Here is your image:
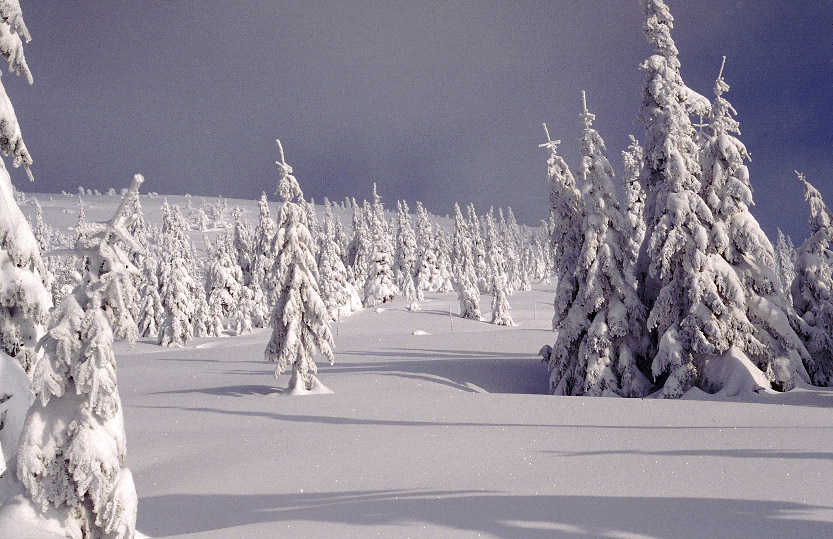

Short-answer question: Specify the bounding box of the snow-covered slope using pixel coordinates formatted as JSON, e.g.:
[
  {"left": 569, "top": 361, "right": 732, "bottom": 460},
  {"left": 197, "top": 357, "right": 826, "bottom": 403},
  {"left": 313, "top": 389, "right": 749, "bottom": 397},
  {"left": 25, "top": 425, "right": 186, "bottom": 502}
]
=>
[{"left": 5, "top": 192, "right": 833, "bottom": 538}]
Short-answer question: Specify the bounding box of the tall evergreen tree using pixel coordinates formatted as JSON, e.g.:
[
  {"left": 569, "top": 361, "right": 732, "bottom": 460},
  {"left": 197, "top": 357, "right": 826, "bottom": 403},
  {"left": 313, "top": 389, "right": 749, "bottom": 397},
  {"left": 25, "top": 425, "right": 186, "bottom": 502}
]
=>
[
  {"left": 774, "top": 228, "right": 797, "bottom": 293},
  {"left": 264, "top": 141, "right": 334, "bottom": 392},
  {"left": 158, "top": 203, "right": 199, "bottom": 347},
  {"left": 17, "top": 175, "right": 143, "bottom": 539},
  {"left": 698, "top": 60, "right": 812, "bottom": 390},
  {"left": 792, "top": 172, "right": 833, "bottom": 386}
]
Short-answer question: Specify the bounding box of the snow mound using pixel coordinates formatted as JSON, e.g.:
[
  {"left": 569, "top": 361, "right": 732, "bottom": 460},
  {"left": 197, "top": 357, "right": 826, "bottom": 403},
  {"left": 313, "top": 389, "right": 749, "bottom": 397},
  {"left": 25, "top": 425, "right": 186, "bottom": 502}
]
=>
[
  {"left": 695, "top": 347, "right": 773, "bottom": 397},
  {"left": 412, "top": 330, "right": 430, "bottom": 336},
  {"left": 0, "top": 352, "right": 33, "bottom": 477},
  {"left": 285, "top": 376, "right": 334, "bottom": 396}
]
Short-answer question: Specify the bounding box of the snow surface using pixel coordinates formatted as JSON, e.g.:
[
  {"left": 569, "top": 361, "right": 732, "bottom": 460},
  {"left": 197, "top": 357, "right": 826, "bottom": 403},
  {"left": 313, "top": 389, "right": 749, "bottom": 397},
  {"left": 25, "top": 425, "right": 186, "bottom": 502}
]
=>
[{"left": 6, "top": 193, "right": 833, "bottom": 538}]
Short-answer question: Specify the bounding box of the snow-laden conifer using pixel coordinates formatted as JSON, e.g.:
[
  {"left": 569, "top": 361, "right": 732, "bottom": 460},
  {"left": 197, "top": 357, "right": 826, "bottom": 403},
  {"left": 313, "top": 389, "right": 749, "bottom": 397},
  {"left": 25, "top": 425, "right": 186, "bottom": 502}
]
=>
[
  {"left": 346, "top": 198, "right": 372, "bottom": 287},
  {"left": 490, "top": 273, "right": 515, "bottom": 326},
  {"left": 699, "top": 60, "right": 812, "bottom": 390},
  {"left": 16, "top": 175, "right": 143, "bottom": 539},
  {"left": 393, "top": 200, "right": 418, "bottom": 297},
  {"left": 622, "top": 135, "right": 645, "bottom": 284},
  {"left": 434, "top": 225, "right": 455, "bottom": 293},
  {"left": 157, "top": 203, "right": 199, "bottom": 347},
  {"left": 547, "top": 95, "right": 649, "bottom": 397},
  {"left": 264, "top": 141, "right": 334, "bottom": 393},
  {"left": 452, "top": 204, "right": 481, "bottom": 319},
  {"left": 792, "top": 172, "right": 833, "bottom": 386},
  {"left": 136, "top": 256, "right": 162, "bottom": 338},
  {"left": 363, "top": 224, "right": 399, "bottom": 307},
  {"left": 318, "top": 200, "right": 361, "bottom": 318},
  {"left": 635, "top": 0, "right": 728, "bottom": 398}
]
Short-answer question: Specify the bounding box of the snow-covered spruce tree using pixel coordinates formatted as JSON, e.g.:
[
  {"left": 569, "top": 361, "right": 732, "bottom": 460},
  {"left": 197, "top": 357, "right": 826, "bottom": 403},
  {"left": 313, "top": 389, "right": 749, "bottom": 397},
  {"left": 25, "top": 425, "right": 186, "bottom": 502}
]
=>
[
  {"left": 16, "top": 175, "right": 143, "bottom": 538},
  {"left": 791, "top": 172, "right": 833, "bottom": 386},
  {"left": 484, "top": 209, "right": 506, "bottom": 294},
  {"left": 434, "top": 225, "right": 455, "bottom": 293},
  {"left": 452, "top": 203, "right": 481, "bottom": 319},
  {"left": 622, "top": 135, "right": 645, "bottom": 284},
  {"left": 393, "top": 200, "right": 418, "bottom": 297},
  {"left": 490, "top": 273, "right": 515, "bottom": 326},
  {"left": 414, "top": 201, "right": 438, "bottom": 293},
  {"left": 635, "top": 0, "right": 771, "bottom": 398},
  {"left": 232, "top": 286, "right": 254, "bottom": 335},
  {"left": 699, "top": 61, "right": 812, "bottom": 390},
  {"left": 774, "top": 228, "right": 797, "bottom": 294},
  {"left": 346, "top": 198, "right": 372, "bottom": 287},
  {"left": 466, "top": 203, "right": 489, "bottom": 293},
  {"left": 363, "top": 219, "right": 399, "bottom": 307},
  {"left": 157, "top": 203, "right": 199, "bottom": 347},
  {"left": 318, "top": 200, "right": 361, "bottom": 318},
  {"left": 205, "top": 232, "right": 243, "bottom": 320},
  {"left": 539, "top": 124, "right": 584, "bottom": 363},
  {"left": 231, "top": 206, "right": 253, "bottom": 286},
  {"left": 546, "top": 96, "right": 649, "bottom": 397},
  {"left": 264, "top": 140, "right": 334, "bottom": 393},
  {"left": 136, "top": 256, "right": 162, "bottom": 338}
]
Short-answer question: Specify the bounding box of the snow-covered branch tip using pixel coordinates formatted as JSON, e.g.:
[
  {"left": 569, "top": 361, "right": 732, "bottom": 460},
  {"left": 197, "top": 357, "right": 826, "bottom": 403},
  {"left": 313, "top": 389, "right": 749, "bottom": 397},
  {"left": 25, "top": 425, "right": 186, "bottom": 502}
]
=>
[{"left": 538, "top": 123, "right": 560, "bottom": 151}]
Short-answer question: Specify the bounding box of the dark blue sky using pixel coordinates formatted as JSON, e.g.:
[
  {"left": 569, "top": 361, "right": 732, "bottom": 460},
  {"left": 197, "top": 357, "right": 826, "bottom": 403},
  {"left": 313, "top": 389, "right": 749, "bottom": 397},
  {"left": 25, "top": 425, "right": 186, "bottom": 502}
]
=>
[{"left": 9, "top": 1, "right": 833, "bottom": 242}]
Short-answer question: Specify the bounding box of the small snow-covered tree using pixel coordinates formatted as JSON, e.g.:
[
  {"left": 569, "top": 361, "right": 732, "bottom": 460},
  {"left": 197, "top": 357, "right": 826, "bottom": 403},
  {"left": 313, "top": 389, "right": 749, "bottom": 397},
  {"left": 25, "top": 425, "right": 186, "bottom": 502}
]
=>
[
  {"left": 393, "top": 200, "right": 418, "bottom": 297},
  {"left": 232, "top": 285, "right": 254, "bottom": 335},
  {"left": 434, "top": 225, "right": 454, "bottom": 293},
  {"left": 792, "top": 172, "right": 833, "bottom": 386},
  {"left": 231, "top": 205, "right": 254, "bottom": 286},
  {"left": 414, "top": 201, "right": 439, "bottom": 293},
  {"left": 318, "top": 200, "right": 361, "bottom": 318},
  {"left": 264, "top": 140, "right": 334, "bottom": 392},
  {"left": 490, "top": 273, "right": 515, "bottom": 326},
  {"left": 452, "top": 203, "right": 481, "bottom": 319},
  {"left": 17, "top": 175, "right": 143, "bottom": 539},
  {"left": 158, "top": 203, "right": 199, "bottom": 347},
  {"left": 136, "top": 256, "right": 162, "bottom": 338},
  {"left": 346, "top": 198, "right": 372, "bottom": 287},
  {"left": 363, "top": 225, "right": 399, "bottom": 307}
]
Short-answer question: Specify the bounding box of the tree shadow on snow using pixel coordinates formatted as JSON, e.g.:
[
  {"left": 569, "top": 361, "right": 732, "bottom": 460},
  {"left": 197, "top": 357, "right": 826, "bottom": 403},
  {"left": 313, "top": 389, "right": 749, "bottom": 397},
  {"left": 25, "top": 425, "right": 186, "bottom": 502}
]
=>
[
  {"left": 150, "top": 384, "right": 283, "bottom": 397},
  {"left": 138, "top": 489, "right": 833, "bottom": 538},
  {"left": 333, "top": 348, "right": 548, "bottom": 394},
  {"left": 545, "top": 448, "right": 833, "bottom": 461}
]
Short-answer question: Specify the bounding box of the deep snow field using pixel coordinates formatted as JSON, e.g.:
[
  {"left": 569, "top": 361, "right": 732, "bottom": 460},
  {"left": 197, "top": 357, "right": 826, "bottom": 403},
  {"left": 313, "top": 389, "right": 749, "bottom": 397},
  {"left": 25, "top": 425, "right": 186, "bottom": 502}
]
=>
[{"left": 8, "top": 192, "right": 833, "bottom": 538}]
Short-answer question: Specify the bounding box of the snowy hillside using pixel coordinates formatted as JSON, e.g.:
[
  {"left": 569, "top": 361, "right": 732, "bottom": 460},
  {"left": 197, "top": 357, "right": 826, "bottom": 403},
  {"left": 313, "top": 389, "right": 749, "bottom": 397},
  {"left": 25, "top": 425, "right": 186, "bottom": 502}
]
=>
[{"left": 1, "top": 192, "right": 832, "bottom": 538}]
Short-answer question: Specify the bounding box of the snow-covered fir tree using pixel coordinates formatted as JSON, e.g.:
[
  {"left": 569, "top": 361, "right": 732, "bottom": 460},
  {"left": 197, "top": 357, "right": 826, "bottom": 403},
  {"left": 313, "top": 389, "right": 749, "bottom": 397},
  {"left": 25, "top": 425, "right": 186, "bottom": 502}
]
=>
[
  {"left": 232, "top": 286, "right": 254, "bottom": 335},
  {"left": 546, "top": 95, "right": 649, "bottom": 397},
  {"left": 490, "top": 273, "right": 515, "bottom": 327},
  {"left": 434, "top": 225, "right": 455, "bottom": 293},
  {"left": 231, "top": 205, "right": 253, "bottom": 286},
  {"left": 414, "top": 201, "right": 439, "bottom": 293},
  {"left": 136, "top": 256, "right": 162, "bottom": 338},
  {"left": 363, "top": 220, "right": 399, "bottom": 307},
  {"left": 346, "top": 198, "right": 372, "bottom": 287},
  {"left": 791, "top": 172, "right": 833, "bottom": 386},
  {"left": 16, "top": 175, "right": 143, "bottom": 539},
  {"left": 205, "top": 232, "right": 243, "bottom": 322},
  {"left": 157, "top": 203, "right": 199, "bottom": 347},
  {"left": 264, "top": 140, "right": 334, "bottom": 393},
  {"left": 466, "top": 203, "right": 489, "bottom": 293},
  {"left": 318, "top": 200, "right": 362, "bottom": 318},
  {"left": 452, "top": 203, "right": 481, "bottom": 320},
  {"left": 393, "top": 200, "right": 418, "bottom": 297},
  {"left": 698, "top": 60, "right": 812, "bottom": 391},
  {"left": 634, "top": 0, "right": 729, "bottom": 398}
]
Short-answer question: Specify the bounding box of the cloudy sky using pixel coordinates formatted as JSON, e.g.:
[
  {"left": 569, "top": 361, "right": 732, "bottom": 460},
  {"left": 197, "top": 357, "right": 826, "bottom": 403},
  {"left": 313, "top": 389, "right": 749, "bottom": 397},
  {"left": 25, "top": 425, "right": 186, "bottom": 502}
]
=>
[{"left": 9, "top": 1, "right": 832, "bottom": 241}]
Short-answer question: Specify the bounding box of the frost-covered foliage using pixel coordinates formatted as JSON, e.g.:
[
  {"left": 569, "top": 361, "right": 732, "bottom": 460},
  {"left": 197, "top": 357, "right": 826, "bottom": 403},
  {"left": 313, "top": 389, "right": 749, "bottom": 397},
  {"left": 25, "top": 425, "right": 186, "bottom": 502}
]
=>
[
  {"left": 792, "top": 173, "right": 833, "bottom": 386},
  {"left": 393, "top": 200, "right": 418, "bottom": 297},
  {"left": 774, "top": 228, "right": 797, "bottom": 293},
  {"left": 490, "top": 274, "right": 514, "bottom": 327},
  {"left": 264, "top": 141, "right": 334, "bottom": 392},
  {"left": 205, "top": 232, "right": 243, "bottom": 321},
  {"left": 433, "top": 225, "right": 454, "bottom": 293},
  {"left": 346, "top": 198, "right": 372, "bottom": 287},
  {"left": 699, "top": 63, "right": 811, "bottom": 391},
  {"left": 546, "top": 95, "right": 649, "bottom": 397},
  {"left": 16, "top": 175, "right": 143, "bottom": 539},
  {"left": 362, "top": 187, "right": 399, "bottom": 307},
  {"left": 318, "top": 200, "right": 361, "bottom": 319},
  {"left": 0, "top": 0, "right": 33, "bottom": 182},
  {"left": 622, "top": 135, "right": 645, "bottom": 283},
  {"left": 452, "top": 203, "right": 481, "bottom": 320},
  {"left": 231, "top": 206, "right": 253, "bottom": 286},
  {"left": 0, "top": 350, "right": 30, "bottom": 477},
  {"left": 158, "top": 202, "right": 199, "bottom": 347},
  {"left": 136, "top": 256, "right": 162, "bottom": 338},
  {"left": 0, "top": 161, "right": 50, "bottom": 374},
  {"left": 635, "top": 0, "right": 722, "bottom": 398},
  {"left": 466, "top": 204, "right": 489, "bottom": 293}
]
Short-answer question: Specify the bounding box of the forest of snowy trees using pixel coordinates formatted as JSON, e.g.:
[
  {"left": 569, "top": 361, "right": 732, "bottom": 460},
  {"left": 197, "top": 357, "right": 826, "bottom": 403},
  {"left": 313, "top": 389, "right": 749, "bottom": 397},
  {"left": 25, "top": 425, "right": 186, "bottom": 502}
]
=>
[{"left": 0, "top": 0, "right": 830, "bottom": 536}]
